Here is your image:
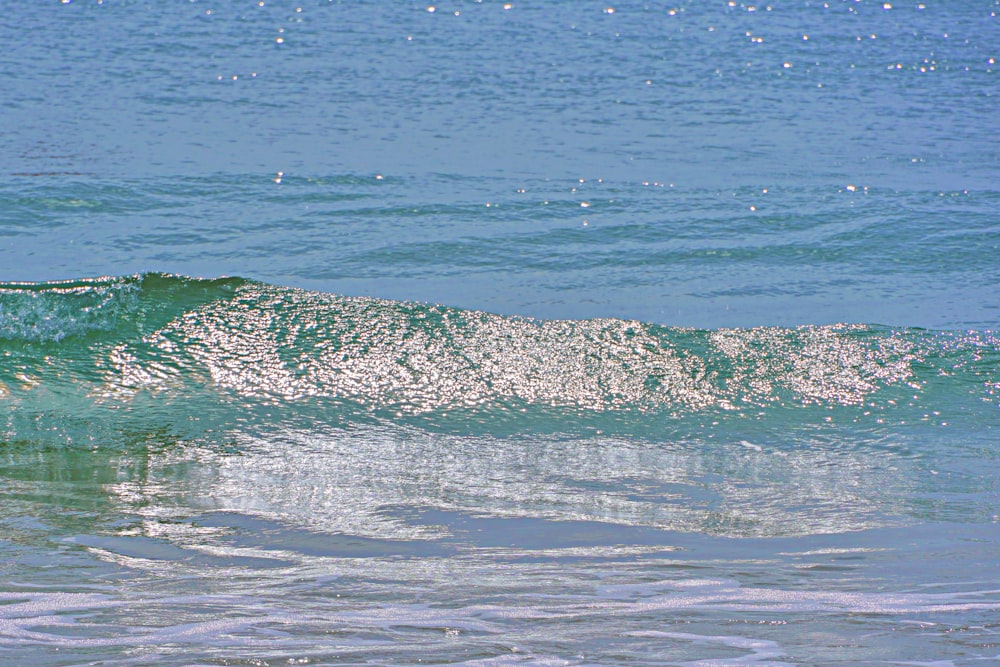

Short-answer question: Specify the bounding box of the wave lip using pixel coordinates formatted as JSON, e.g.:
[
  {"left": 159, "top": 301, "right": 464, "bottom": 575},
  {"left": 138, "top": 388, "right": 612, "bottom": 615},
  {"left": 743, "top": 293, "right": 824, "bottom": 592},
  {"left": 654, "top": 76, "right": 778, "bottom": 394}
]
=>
[
  {"left": 0, "top": 275, "right": 143, "bottom": 343},
  {"left": 0, "top": 273, "right": 248, "bottom": 343}
]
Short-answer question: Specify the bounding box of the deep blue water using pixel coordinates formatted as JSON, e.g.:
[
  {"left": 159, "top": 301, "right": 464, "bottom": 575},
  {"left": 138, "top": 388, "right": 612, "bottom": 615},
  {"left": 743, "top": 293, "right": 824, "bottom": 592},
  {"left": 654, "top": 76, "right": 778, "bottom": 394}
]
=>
[{"left": 1, "top": 2, "right": 999, "bottom": 665}]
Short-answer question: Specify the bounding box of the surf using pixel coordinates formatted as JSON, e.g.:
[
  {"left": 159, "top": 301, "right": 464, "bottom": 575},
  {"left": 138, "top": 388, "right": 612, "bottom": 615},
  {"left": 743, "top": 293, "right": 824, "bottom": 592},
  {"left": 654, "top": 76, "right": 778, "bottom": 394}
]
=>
[{"left": 2, "top": 273, "right": 996, "bottom": 444}]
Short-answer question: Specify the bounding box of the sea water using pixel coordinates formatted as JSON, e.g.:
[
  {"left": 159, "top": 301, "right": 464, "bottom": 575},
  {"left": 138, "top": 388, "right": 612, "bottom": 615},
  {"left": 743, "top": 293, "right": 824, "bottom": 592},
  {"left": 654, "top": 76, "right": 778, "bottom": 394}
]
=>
[{"left": 1, "top": 2, "right": 998, "bottom": 665}]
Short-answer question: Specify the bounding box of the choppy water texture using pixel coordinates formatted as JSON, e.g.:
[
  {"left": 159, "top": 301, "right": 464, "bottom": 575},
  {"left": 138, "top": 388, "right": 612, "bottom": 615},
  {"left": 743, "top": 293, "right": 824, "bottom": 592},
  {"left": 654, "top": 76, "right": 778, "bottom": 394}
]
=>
[{"left": 1, "top": 1, "right": 999, "bottom": 665}]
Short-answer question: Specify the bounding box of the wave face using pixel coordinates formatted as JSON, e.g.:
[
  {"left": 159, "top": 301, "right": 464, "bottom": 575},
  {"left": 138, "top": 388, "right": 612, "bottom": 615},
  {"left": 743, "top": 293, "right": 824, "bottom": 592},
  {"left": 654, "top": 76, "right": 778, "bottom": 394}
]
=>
[{"left": 2, "top": 273, "right": 997, "bottom": 442}]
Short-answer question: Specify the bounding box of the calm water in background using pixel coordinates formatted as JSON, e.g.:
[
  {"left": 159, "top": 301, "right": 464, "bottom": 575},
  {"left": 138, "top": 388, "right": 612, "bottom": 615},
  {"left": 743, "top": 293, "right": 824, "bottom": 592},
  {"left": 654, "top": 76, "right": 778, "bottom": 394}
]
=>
[{"left": 1, "top": 1, "right": 999, "bottom": 665}]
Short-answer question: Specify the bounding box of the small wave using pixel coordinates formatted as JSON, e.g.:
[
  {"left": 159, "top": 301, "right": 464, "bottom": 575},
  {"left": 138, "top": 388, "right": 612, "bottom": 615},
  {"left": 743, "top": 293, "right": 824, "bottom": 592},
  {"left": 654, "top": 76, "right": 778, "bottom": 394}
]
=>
[{"left": 0, "top": 274, "right": 996, "bottom": 442}]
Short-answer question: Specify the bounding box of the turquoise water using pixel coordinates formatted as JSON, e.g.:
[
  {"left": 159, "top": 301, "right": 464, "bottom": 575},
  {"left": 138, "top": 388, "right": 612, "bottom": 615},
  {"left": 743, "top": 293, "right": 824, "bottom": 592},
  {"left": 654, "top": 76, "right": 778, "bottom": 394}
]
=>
[{"left": 2, "top": 2, "right": 999, "bottom": 665}]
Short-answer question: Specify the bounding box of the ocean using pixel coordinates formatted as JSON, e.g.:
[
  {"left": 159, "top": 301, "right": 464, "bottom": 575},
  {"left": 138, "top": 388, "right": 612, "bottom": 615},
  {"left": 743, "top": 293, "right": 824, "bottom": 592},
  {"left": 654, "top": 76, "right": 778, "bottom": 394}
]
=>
[{"left": 1, "top": 1, "right": 998, "bottom": 665}]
